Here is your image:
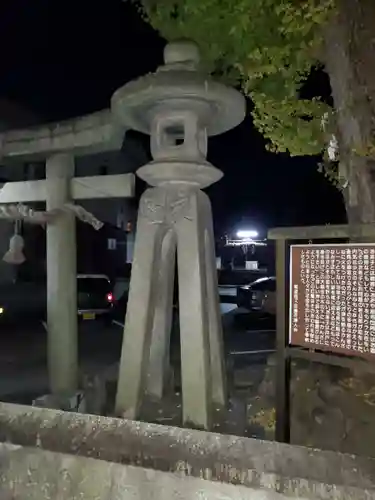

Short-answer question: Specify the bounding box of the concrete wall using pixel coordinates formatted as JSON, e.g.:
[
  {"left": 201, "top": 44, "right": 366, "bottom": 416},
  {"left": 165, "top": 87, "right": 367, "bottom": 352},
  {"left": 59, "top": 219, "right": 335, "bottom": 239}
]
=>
[
  {"left": 0, "top": 403, "right": 374, "bottom": 499},
  {"left": 0, "top": 443, "right": 305, "bottom": 500}
]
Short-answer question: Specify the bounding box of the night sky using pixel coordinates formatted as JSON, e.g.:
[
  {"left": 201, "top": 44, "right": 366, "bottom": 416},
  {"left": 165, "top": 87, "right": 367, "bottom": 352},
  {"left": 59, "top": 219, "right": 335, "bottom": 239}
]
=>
[{"left": 0, "top": 0, "right": 346, "bottom": 236}]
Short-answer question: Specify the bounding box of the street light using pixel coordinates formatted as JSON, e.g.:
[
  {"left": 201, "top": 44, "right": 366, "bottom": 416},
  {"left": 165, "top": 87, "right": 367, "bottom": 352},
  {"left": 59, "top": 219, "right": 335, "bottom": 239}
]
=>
[{"left": 236, "top": 229, "right": 258, "bottom": 239}]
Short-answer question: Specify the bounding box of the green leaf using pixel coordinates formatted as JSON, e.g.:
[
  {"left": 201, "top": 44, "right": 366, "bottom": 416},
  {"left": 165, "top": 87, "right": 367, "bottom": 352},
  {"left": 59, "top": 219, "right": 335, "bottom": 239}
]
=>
[{"left": 139, "top": 0, "right": 336, "bottom": 157}]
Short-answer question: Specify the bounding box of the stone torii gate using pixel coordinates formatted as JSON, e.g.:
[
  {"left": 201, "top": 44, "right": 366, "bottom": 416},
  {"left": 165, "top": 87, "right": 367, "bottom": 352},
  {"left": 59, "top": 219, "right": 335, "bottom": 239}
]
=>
[
  {"left": 0, "top": 110, "right": 134, "bottom": 394},
  {"left": 113, "top": 41, "right": 245, "bottom": 429}
]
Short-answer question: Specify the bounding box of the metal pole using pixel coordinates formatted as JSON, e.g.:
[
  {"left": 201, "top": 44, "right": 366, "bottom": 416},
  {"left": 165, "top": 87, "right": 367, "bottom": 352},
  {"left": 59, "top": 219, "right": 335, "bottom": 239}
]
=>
[{"left": 275, "top": 239, "right": 291, "bottom": 443}]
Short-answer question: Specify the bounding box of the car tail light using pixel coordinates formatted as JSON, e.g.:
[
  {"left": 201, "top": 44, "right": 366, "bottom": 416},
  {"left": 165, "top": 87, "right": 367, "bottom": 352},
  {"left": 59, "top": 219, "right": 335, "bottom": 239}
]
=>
[{"left": 106, "top": 292, "right": 114, "bottom": 303}]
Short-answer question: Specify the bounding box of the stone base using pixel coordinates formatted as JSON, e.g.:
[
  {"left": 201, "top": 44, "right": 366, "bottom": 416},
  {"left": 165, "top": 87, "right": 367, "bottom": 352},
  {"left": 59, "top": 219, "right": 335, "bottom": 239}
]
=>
[
  {"left": 32, "top": 391, "right": 86, "bottom": 413},
  {"left": 137, "top": 393, "right": 246, "bottom": 435}
]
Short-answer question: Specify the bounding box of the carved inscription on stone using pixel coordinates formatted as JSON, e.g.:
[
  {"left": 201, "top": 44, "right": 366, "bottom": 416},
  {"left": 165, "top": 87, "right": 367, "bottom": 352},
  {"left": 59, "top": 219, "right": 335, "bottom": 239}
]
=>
[{"left": 140, "top": 187, "right": 194, "bottom": 226}]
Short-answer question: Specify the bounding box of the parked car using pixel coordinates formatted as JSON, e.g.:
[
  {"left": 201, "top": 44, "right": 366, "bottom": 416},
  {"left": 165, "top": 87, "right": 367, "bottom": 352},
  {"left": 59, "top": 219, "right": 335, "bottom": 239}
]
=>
[
  {"left": 0, "top": 274, "right": 114, "bottom": 323},
  {"left": 112, "top": 276, "right": 179, "bottom": 324},
  {"left": 236, "top": 276, "right": 276, "bottom": 315},
  {"left": 77, "top": 274, "right": 114, "bottom": 322}
]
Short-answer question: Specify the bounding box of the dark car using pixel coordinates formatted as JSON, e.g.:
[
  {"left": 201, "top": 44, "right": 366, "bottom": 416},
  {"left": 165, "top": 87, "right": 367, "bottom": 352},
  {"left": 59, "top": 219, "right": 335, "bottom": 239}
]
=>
[
  {"left": 0, "top": 274, "right": 114, "bottom": 324},
  {"left": 77, "top": 274, "right": 114, "bottom": 321},
  {"left": 236, "top": 276, "right": 276, "bottom": 315}
]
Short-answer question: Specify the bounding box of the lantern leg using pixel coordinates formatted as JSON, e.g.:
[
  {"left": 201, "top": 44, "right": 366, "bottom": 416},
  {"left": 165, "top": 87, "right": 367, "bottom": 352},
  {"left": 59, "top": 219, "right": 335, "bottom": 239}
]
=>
[
  {"left": 115, "top": 190, "right": 165, "bottom": 419},
  {"left": 202, "top": 194, "right": 227, "bottom": 407},
  {"left": 146, "top": 229, "right": 176, "bottom": 399},
  {"left": 176, "top": 189, "right": 224, "bottom": 429}
]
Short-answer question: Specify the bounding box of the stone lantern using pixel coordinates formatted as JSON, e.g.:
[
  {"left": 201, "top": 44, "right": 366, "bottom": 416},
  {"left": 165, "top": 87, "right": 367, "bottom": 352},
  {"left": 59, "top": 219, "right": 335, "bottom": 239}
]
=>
[{"left": 113, "top": 41, "right": 245, "bottom": 429}]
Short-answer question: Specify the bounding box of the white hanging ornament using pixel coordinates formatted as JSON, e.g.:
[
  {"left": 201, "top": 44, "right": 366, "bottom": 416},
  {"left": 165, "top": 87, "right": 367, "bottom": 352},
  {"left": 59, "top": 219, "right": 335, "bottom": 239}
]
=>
[{"left": 3, "top": 220, "right": 26, "bottom": 265}]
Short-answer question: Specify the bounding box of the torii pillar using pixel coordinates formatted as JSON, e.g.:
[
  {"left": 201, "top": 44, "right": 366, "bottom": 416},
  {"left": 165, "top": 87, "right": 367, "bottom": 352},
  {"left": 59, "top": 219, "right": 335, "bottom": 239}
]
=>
[
  {"left": 46, "top": 153, "right": 78, "bottom": 392},
  {"left": 113, "top": 41, "right": 245, "bottom": 429}
]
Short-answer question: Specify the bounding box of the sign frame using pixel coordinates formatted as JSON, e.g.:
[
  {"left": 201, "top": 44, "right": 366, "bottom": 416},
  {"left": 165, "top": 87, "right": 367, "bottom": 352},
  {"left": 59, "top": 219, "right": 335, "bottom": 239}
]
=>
[{"left": 268, "top": 224, "right": 375, "bottom": 445}]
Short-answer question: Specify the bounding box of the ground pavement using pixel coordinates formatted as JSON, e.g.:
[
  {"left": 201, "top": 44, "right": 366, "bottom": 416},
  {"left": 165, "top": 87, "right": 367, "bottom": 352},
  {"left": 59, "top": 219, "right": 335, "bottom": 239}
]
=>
[{"left": 0, "top": 298, "right": 276, "bottom": 434}]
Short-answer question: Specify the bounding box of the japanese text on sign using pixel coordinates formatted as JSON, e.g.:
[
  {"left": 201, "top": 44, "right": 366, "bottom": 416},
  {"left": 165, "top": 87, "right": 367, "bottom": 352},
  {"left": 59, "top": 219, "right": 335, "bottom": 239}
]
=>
[{"left": 290, "top": 245, "right": 375, "bottom": 358}]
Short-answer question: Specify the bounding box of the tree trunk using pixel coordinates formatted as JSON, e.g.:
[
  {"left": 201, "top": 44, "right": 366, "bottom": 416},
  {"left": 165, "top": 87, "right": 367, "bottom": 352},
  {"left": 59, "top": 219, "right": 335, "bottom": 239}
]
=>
[{"left": 323, "top": 0, "right": 375, "bottom": 238}]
